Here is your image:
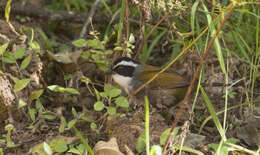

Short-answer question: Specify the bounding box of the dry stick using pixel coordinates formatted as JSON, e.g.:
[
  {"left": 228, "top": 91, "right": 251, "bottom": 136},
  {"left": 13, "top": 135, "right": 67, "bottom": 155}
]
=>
[
  {"left": 162, "top": 5, "right": 236, "bottom": 153},
  {"left": 113, "top": 0, "right": 129, "bottom": 60},
  {"left": 79, "top": 0, "right": 100, "bottom": 38},
  {"left": 134, "top": 12, "right": 170, "bottom": 59},
  {"left": 124, "top": 0, "right": 130, "bottom": 43}
]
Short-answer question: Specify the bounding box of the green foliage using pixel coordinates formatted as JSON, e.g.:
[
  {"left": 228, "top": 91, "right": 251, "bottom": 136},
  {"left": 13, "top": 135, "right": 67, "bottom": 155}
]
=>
[
  {"left": 136, "top": 132, "right": 145, "bottom": 153},
  {"left": 30, "top": 89, "right": 44, "bottom": 100},
  {"left": 54, "top": 140, "right": 68, "bottom": 153},
  {"left": 19, "top": 54, "right": 32, "bottom": 71},
  {"left": 68, "top": 143, "right": 85, "bottom": 154},
  {"left": 114, "top": 33, "right": 136, "bottom": 55},
  {"left": 13, "top": 78, "right": 31, "bottom": 92},
  {"left": 14, "top": 46, "right": 26, "bottom": 59},
  {"left": 5, "top": 0, "right": 12, "bottom": 22},
  {"left": 160, "top": 127, "right": 180, "bottom": 146},
  {"left": 200, "top": 87, "right": 227, "bottom": 141},
  {"left": 0, "top": 124, "right": 17, "bottom": 148},
  {"left": 18, "top": 99, "right": 27, "bottom": 109},
  {"left": 94, "top": 101, "right": 104, "bottom": 111},
  {"left": 43, "top": 142, "right": 53, "bottom": 155},
  {"left": 73, "top": 38, "right": 112, "bottom": 71},
  {"left": 0, "top": 43, "right": 8, "bottom": 56},
  {"left": 47, "top": 85, "right": 80, "bottom": 95},
  {"left": 0, "top": 148, "right": 3, "bottom": 155},
  {"left": 73, "top": 126, "right": 94, "bottom": 155},
  {"left": 209, "top": 138, "right": 240, "bottom": 155},
  {"left": 150, "top": 145, "right": 162, "bottom": 155},
  {"left": 94, "top": 83, "right": 129, "bottom": 118}
]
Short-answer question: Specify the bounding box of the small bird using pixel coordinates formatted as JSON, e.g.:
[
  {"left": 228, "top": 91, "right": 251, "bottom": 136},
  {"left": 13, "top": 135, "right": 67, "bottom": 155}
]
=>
[{"left": 105, "top": 57, "right": 189, "bottom": 108}]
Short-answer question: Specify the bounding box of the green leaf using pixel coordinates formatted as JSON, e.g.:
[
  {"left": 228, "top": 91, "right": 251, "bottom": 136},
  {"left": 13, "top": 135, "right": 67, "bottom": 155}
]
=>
[
  {"left": 107, "top": 107, "right": 116, "bottom": 115},
  {"left": 104, "top": 50, "right": 113, "bottom": 54},
  {"left": 226, "top": 137, "right": 239, "bottom": 144},
  {"left": 86, "top": 39, "right": 104, "bottom": 50},
  {"left": 104, "top": 83, "right": 114, "bottom": 92},
  {"left": 29, "top": 41, "right": 40, "bottom": 50},
  {"left": 20, "top": 54, "right": 32, "bottom": 71},
  {"left": 18, "top": 99, "right": 27, "bottom": 109},
  {"left": 7, "top": 141, "right": 16, "bottom": 148},
  {"left": 160, "top": 127, "right": 180, "bottom": 145},
  {"left": 68, "top": 148, "right": 82, "bottom": 154},
  {"left": 59, "top": 116, "right": 66, "bottom": 133},
  {"left": 108, "top": 88, "right": 121, "bottom": 98},
  {"left": 64, "top": 88, "right": 80, "bottom": 95},
  {"left": 0, "top": 148, "right": 3, "bottom": 155},
  {"left": 13, "top": 78, "right": 31, "bottom": 92},
  {"left": 47, "top": 85, "right": 79, "bottom": 95},
  {"left": 94, "top": 101, "right": 104, "bottom": 111},
  {"left": 43, "top": 142, "right": 52, "bottom": 155},
  {"left": 72, "top": 107, "right": 77, "bottom": 117},
  {"left": 128, "top": 33, "right": 135, "bottom": 44},
  {"left": 150, "top": 145, "right": 162, "bottom": 155},
  {"left": 5, "top": 0, "right": 12, "bottom": 22},
  {"left": 136, "top": 132, "right": 145, "bottom": 153},
  {"left": 35, "top": 100, "right": 43, "bottom": 112},
  {"left": 0, "top": 43, "right": 8, "bottom": 56},
  {"left": 115, "top": 96, "right": 129, "bottom": 108},
  {"left": 72, "top": 39, "right": 87, "bottom": 47},
  {"left": 14, "top": 47, "right": 26, "bottom": 59},
  {"left": 80, "top": 116, "right": 94, "bottom": 122},
  {"left": 200, "top": 87, "right": 227, "bottom": 141},
  {"left": 2, "top": 56, "right": 16, "bottom": 63},
  {"left": 30, "top": 89, "right": 44, "bottom": 100},
  {"left": 5, "top": 124, "right": 14, "bottom": 131},
  {"left": 67, "top": 119, "right": 76, "bottom": 129},
  {"left": 43, "top": 114, "right": 56, "bottom": 120},
  {"left": 28, "top": 108, "right": 36, "bottom": 122},
  {"left": 99, "top": 92, "right": 108, "bottom": 97},
  {"left": 54, "top": 140, "right": 68, "bottom": 153},
  {"left": 48, "top": 85, "right": 66, "bottom": 93},
  {"left": 114, "top": 46, "right": 123, "bottom": 51},
  {"left": 11, "top": 76, "right": 19, "bottom": 83},
  {"left": 81, "top": 76, "right": 91, "bottom": 85},
  {"left": 90, "top": 122, "right": 97, "bottom": 130}
]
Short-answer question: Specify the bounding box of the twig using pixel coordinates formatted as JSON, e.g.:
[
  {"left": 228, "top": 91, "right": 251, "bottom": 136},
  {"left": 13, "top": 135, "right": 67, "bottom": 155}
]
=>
[
  {"left": 162, "top": 4, "right": 236, "bottom": 153},
  {"left": 0, "top": 33, "right": 10, "bottom": 42},
  {"left": 79, "top": 0, "right": 100, "bottom": 38}
]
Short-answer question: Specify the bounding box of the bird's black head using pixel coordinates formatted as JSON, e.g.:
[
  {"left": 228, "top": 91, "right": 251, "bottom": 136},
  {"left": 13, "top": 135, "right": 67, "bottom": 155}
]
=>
[{"left": 109, "top": 57, "right": 140, "bottom": 77}]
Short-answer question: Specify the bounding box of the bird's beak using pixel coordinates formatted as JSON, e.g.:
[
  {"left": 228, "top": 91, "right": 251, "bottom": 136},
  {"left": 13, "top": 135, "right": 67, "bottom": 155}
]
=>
[{"left": 105, "top": 69, "right": 113, "bottom": 75}]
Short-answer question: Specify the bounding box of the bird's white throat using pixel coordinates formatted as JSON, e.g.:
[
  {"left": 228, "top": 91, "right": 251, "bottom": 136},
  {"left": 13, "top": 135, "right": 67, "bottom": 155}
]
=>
[{"left": 112, "top": 74, "right": 132, "bottom": 94}]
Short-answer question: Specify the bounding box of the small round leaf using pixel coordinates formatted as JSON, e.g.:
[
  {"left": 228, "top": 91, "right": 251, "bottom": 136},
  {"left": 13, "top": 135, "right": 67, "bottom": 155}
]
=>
[
  {"left": 107, "top": 107, "right": 116, "bottom": 115},
  {"left": 115, "top": 96, "right": 129, "bottom": 108},
  {"left": 94, "top": 101, "right": 104, "bottom": 111}
]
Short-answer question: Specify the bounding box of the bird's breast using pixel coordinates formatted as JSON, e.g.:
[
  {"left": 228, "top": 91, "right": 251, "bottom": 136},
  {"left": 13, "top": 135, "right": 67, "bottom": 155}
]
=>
[{"left": 112, "top": 74, "right": 132, "bottom": 94}]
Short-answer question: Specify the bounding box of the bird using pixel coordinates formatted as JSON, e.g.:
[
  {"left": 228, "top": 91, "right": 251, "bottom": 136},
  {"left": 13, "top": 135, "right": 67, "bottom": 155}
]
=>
[{"left": 105, "top": 57, "right": 190, "bottom": 108}]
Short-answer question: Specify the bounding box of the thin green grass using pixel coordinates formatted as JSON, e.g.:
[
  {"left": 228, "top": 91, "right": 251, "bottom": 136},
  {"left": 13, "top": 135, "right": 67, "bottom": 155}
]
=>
[
  {"left": 140, "top": 29, "right": 167, "bottom": 63},
  {"left": 73, "top": 126, "right": 94, "bottom": 155},
  {"left": 144, "top": 96, "right": 150, "bottom": 155},
  {"left": 200, "top": 87, "right": 227, "bottom": 141}
]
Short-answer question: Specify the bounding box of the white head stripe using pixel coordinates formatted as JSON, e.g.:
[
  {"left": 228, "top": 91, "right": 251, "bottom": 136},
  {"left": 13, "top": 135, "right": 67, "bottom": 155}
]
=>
[{"left": 113, "top": 60, "right": 138, "bottom": 69}]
